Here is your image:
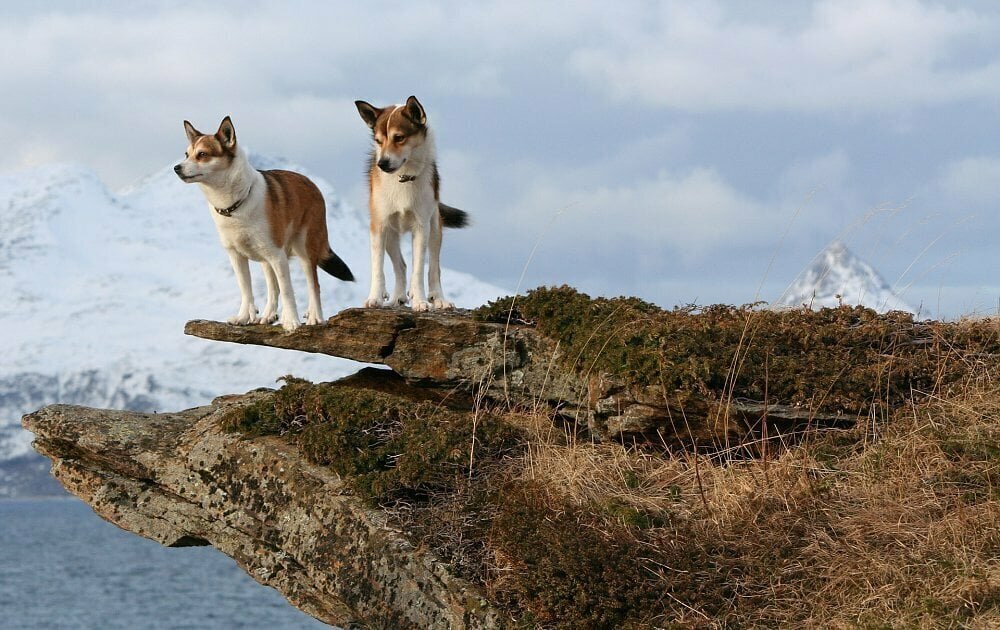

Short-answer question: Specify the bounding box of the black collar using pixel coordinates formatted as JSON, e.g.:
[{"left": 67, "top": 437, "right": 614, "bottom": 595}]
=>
[
  {"left": 214, "top": 183, "right": 253, "bottom": 217},
  {"left": 398, "top": 174, "right": 416, "bottom": 183}
]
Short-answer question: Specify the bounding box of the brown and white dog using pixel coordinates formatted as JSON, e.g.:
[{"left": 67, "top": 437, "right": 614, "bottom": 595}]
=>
[
  {"left": 174, "top": 116, "right": 353, "bottom": 331},
  {"left": 355, "top": 96, "right": 468, "bottom": 311}
]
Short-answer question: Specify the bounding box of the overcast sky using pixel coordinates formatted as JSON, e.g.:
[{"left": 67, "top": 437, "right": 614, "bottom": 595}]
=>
[{"left": 2, "top": 1, "right": 999, "bottom": 317}]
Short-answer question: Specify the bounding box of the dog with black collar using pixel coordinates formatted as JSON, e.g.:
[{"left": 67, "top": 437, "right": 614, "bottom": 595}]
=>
[{"left": 174, "top": 116, "right": 353, "bottom": 331}]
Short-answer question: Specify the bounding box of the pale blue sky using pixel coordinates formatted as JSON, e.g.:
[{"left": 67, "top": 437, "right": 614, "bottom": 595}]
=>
[{"left": 2, "top": 1, "right": 998, "bottom": 317}]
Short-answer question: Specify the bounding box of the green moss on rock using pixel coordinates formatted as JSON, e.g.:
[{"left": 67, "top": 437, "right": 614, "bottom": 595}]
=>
[
  {"left": 221, "top": 376, "right": 524, "bottom": 504},
  {"left": 476, "top": 285, "right": 1000, "bottom": 414}
]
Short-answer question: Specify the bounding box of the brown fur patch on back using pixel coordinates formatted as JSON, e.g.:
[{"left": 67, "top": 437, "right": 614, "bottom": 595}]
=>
[{"left": 260, "top": 170, "right": 330, "bottom": 264}]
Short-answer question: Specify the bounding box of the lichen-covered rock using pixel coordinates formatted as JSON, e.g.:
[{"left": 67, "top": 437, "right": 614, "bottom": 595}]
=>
[{"left": 22, "top": 396, "right": 501, "bottom": 629}]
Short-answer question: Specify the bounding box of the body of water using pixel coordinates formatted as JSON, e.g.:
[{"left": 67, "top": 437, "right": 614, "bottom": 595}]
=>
[{"left": 0, "top": 499, "right": 330, "bottom": 629}]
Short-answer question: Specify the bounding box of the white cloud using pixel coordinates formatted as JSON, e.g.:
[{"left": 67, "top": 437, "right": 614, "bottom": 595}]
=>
[
  {"left": 570, "top": 0, "right": 1000, "bottom": 112},
  {"left": 505, "top": 167, "right": 778, "bottom": 260},
  {"left": 778, "top": 149, "right": 851, "bottom": 197},
  {"left": 938, "top": 156, "right": 1000, "bottom": 206}
]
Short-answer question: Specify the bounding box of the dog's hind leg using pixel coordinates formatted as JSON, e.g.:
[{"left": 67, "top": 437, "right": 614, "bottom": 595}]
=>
[
  {"left": 426, "top": 213, "right": 454, "bottom": 310},
  {"left": 226, "top": 250, "right": 258, "bottom": 325},
  {"left": 258, "top": 262, "right": 279, "bottom": 324},
  {"left": 365, "top": 224, "right": 388, "bottom": 308},
  {"left": 299, "top": 257, "right": 323, "bottom": 325},
  {"left": 385, "top": 229, "right": 408, "bottom": 306}
]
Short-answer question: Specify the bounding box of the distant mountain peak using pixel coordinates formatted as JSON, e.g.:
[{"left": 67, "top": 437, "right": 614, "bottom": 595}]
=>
[{"left": 777, "top": 240, "right": 914, "bottom": 314}]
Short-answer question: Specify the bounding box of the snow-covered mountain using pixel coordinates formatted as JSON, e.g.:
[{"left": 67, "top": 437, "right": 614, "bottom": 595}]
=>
[
  {"left": 776, "top": 240, "right": 914, "bottom": 313},
  {"left": 0, "top": 157, "right": 506, "bottom": 496}
]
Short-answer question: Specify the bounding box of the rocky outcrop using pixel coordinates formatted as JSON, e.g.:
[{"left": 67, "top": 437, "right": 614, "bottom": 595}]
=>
[
  {"left": 185, "top": 308, "right": 845, "bottom": 442},
  {"left": 23, "top": 386, "right": 499, "bottom": 629},
  {"left": 24, "top": 306, "right": 859, "bottom": 627}
]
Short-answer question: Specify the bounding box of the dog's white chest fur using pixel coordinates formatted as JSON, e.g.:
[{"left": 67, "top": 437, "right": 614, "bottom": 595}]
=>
[
  {"left": 203, "top": 179, "right": 275, "bottom": 262},
  {"left": 372, "top": 173, "right": 436, "bottom": 231}
]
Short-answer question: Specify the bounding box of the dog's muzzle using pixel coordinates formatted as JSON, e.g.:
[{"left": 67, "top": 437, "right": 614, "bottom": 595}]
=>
[
  {"left": 377, "top": 157, "right": 407, "bottom": 174},
  {"left": 174, "top": 164, "right": 198, "bottom": 182}
]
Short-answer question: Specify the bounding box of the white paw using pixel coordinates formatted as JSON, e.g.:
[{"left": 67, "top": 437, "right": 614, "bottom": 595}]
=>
[
  {"left": 412, "top": 299, "right": 430, "bottom": 312},
  {"left": 280, "top": 316, "right": 300, "bottom": 332},
  {"left": 389, "top": 292, "right": 408, "bottom": 306},
  {"left": 429, "top": 296, "right": 455, "bottom": 310},
  {"left": 257, "top": 310, "right": 278, "bottom": 324},
  {"left": 363, "top": 296, "right": 385, "bottom": 308},
  {"left": 227, "top": 310, "right": 257, "bottom": 325},
  {"left": 304, "top": 311, "right": 323, "bottom": 325}
]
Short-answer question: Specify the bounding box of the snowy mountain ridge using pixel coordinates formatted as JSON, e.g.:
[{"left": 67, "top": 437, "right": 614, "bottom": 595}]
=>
[
  {"left": 0, "top": 158, "right": 506, "bottom": 493},
  {"left": 776, "top": 240, "right": 915, "bottom": 314}
]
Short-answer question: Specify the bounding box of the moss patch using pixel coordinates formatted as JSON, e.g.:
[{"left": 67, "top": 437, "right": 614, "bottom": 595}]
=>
[
  {"left": 220, "top": 376, "right": 523, "bottom": 504},
  {"left": 476, "top": 285, "right": 1000, "bottom": 415}
]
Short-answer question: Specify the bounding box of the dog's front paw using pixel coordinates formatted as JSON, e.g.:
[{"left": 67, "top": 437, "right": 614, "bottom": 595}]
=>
[
  {"left": 364, "top": 293, "right": 388, "bottom": 308},
  {"left": 411, "top": 299, "right": 431, "bottom": 312},
  {"left": 304, "top": 311, "right": 323, "bottom": 325},
  {"left": 389, "top": 292, "right": 408, "bottom": 307},
  {"left": 429, "top": 296, "right": 455, "bottom": 310},
  {"left": 257, "top": 310, "right": 278, "bottom": 324},
  {"left": 280, "top": 316, "right": 300, "bottom": 332}
]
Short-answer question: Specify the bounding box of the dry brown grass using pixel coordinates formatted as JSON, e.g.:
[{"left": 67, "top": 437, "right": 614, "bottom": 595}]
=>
[{"left": 506, "top": 364, "right": 1000, "bottom": 626}]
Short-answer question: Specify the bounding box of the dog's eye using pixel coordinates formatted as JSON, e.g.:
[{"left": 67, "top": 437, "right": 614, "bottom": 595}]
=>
[
  {"left": 374, "top": 137, "right": 384, "bottom": 145},
  {"left": 196, "top": 151, "right": 207, "bottom": 159},
  {"left": 393, "top": 135, "right": 405, "bottom": 144}
]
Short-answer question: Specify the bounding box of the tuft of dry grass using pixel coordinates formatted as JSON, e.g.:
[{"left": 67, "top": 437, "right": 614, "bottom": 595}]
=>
[{"left": 508, "top": 368, "right": 1000, "bottom": 626}]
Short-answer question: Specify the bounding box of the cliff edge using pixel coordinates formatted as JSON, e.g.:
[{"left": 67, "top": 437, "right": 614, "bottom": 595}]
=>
[
  {"left": 22, "top": 288, "right": 1000, "bottom": 627},
  {"left": 23, "top": 385, "right": 498, "bottom": 628}
]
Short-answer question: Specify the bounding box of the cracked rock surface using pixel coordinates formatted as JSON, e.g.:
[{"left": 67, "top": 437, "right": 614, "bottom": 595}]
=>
[{"left": 23, "top": 395, "right": 500, "bottom": 629}]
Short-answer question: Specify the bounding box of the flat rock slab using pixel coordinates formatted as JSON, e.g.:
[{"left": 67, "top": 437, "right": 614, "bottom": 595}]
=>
[
  {"left": 22, "top": 394, "right": 501, "bottom": 629},
  {"left": 185, "top": 309, "right": 581, "bottom": 411},
  {"left": 184, "top": 310, "right": 845, "bottom": 443}
]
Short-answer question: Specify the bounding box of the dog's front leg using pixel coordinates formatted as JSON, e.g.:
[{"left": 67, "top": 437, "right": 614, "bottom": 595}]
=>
[
  {"left": 409, "top": 218, "right": 430, "bottom": 312},
  {"left": 426, "top": 214, "right": 454, "bottom": 310},
  {"left": 385, "top": 229, "right": 408, "bottom": 306},
  {"left": 226, "top": 250, "right": 258, "bottom": 325},
  {"left": 364, "top": 224, "right": 388, "bottom": 308}
]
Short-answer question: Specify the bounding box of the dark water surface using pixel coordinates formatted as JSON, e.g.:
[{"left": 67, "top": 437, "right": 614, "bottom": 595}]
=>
[{"left": 0, "top": 499, "right": 330, "bottom": 629}]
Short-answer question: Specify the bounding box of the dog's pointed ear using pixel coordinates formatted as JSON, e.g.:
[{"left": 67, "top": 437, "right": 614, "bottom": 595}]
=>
[
  {"left": 355, "top": 101, "right": 380, "bottom": 129},
  {"left": 183, "top": 120, "right": 202, "bottom": 144},
  {"left": 216, "top": 116, "right": 237, "bottom": 150},
  {"left": 404, "top": 95, "right": 426, "bottom": 126}
]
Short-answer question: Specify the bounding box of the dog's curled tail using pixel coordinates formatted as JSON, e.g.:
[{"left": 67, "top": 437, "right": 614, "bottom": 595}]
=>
[
  {"left": 319, "top": 249, "right": 355, "bottom": 282},
  {"left": 439, "top": 203, "right": 470, "bottom": 229}
]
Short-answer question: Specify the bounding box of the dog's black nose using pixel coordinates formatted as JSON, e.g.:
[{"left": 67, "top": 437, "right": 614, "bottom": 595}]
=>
[
  {"left": 377, "top": 159, "right": 393, "bottom": 173},
  {"left": 173, "top": 164, "right": 183, "bottom": 173}
]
